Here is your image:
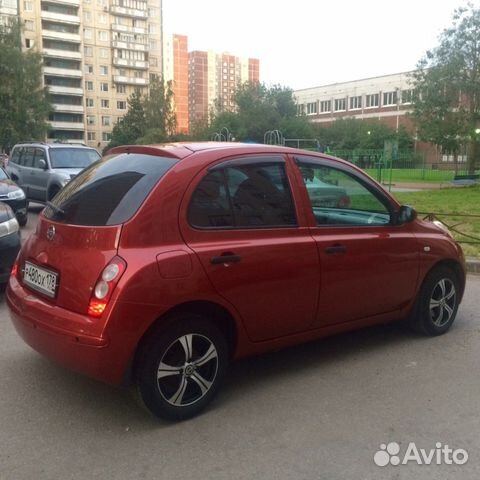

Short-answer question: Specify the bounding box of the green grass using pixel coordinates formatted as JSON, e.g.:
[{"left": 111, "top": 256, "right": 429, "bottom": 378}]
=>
[
  {"left": 393, "top": 185, "right": 480, "bottom": 257},
  {"left": 365, "top": 168, "right": 460, "bottom": 183}
]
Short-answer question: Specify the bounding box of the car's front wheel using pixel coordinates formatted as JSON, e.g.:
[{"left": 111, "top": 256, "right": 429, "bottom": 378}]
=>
[
  {"left": 410, "top": 266, "right": 461, "bottom": 336},
  {"left": 136, "top": 315, "right": 229, "bottom": 421}
]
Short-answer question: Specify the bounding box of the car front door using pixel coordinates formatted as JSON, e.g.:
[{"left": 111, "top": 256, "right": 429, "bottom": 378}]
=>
[
  {"left": 28, "top": 148, "right": 50, "bottom": 201},
  {"left": 293, "top": 156, "right": 420, "bottom": 327},
  {"left": 180, "top": 155, "right": 320, "bottom": 342}
]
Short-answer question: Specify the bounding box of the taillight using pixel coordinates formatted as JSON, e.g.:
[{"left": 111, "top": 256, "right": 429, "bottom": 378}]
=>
[
  {"left": 88, "top": 256, "right": 126, "bottom": 318},
  {"left": 10, "top": 259, "right": 18, "bottom": 278}
]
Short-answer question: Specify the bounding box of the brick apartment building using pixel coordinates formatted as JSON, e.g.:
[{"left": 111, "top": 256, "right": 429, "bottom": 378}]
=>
[{"left": 188, "top": 50, "right": 260, "bottom": 129}]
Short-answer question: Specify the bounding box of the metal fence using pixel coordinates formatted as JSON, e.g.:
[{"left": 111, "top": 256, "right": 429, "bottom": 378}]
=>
[{"left": 329, "top": 149, "right": 480, "bottom": 187}]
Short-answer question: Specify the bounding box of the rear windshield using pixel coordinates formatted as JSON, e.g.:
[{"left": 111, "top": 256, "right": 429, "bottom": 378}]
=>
[
  {"left": 44, "top": 153, "right": 177, "bottom": 225},
  {"left": 49, "top": 148, "right": 101, "bottom": 169}
]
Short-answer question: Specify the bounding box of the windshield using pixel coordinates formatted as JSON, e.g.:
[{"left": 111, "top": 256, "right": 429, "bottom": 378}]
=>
[
  {"left": 44, "top": 153, "right": 177, "bottom": 226},
  {"left": 49, "top": 148, "right": 101, "bottom": 169}
]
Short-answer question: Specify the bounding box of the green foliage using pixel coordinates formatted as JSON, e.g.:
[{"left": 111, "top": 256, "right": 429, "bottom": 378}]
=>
[
  {"left": 106, "top": 78, "right": 177, "bottom": 151},
  {"left": 209, "top": 82, "right": 315, "bottom": 142},
  {"left": 0, "top": 20, "right": 51, "bottom": 151},
  {"left": 315, "top": 118, "right": 413, "bottom": 151},
  {"left": 411, "top": 3, "right": 480, "bottom": 172}
]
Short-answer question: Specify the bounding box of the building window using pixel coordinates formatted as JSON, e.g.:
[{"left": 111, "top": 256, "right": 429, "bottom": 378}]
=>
[
  {"left": 24, "top": 20, "right": 34, "bottom": 31},
  {"left": 319, "top": 100, "right": 331, "bottom": 113},
  {"left": 100, "top": 48, "right": 108, "bottom": 58},
  {"left": 150, "top": 57, "right": 158, "bottom": 67},
  {"left": 297, "top": 104, "right": 305, "bottom": 115},
  {"left": 25, "top": 38, "right": 34, "bottom": 48},
  {"left": 100, "top": 82, "right": 108, "bottom": 92},
  {"left": 100, "top": 65, "right": 108, "bottom": 75},
  {"left": 306, "top": 102, "right": 317, "bottom": 115},
  {"left": 85, "top": 80, "right": 94, "bottom": 91},
  {"left": 83, "top": 11, "right": 92, "bottom": 22},
  {"left": 334, "top": 98, "right": 346, "bottom": 111},
  {"left": 84, "top": 63, "right": 93, "bottom": 74},
  {"left": 86, "top": 98, "right": 94, "bottom": 107},
  {"left": 102, "top": 132, "right": 112, "bottom": 142},
  {"left": 401, "top": 89, "right": 414, "bottom": 104},
  {"left": 98, "top": 30, "right": 108, "bottom": 42},
  {"left": 84, "top": 46, "right": 93, "bottom": 57},
  {"left": 383, "top": 91, "right": 398, "bottom": 106},
  {"left": 117, "top": 84, "right": 127, "bottom": 94},
  {"left": 83, "top": 28, "right": 92, "bottom": 40},
  {"left": 349, "top": 96, "right": 362, "bottom": 110},
  {"left": 148, "top": 24, "right": 156, "bottom": 34},
  {"left": 101, "top": 116, "right": 111, "bottom": 126},
  {"left": 117, "top": 101, "right": 127, "bottom": 110},
  {"left": 98, "top": 13, "right": 107, "bottom": 23},
  {"left": 87, "top": 132, "right": 96, "bottom": 141},
  {"left": 365, "top": 94, "right": 379, "bottom": 108},
  {"left": 101, "top": 99, "right": 109, "bottom": 108},
  {"left": 24, "top": 1, "right": 33, "bottom": 11},
  {"left": 86, "top": 115, "right": 95, "bottom": 125}
]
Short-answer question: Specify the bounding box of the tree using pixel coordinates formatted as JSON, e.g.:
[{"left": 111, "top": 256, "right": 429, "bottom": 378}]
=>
[
  {"left": 0, "top": 20, "right": 51, "bottom": 152},
  {"left": 411, "top": 3, "right": 480, "bottom": 173},
  {"left": 106, "top": 78, "right": 177, "bottom": 150},
  {"left": 106, "top": 89, "right": 145, "bottom": 151},
  {"left": 210, "top": 82, "right": 315, "bottom": 142}
]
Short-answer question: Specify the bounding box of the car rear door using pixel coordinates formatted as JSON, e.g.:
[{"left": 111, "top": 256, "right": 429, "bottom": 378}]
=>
[
  {"left": 293, "top": 155, "right": 420, "bottom": 327},
  {"left": 180, "top": 154, "right": 320, "bottom": 342}
]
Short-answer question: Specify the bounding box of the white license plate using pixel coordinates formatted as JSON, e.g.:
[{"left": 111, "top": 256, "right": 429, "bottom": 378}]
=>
[{"left": 23, "top": 262, "right": 58, "bottom": 298}]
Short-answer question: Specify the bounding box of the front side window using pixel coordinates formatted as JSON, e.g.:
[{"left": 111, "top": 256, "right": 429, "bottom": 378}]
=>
[
  {"left": 297, "top": 159, "right": 391, "bottom": 227},
  {"left": 189, "top": 159, "right": 297, "bottom": 229}
]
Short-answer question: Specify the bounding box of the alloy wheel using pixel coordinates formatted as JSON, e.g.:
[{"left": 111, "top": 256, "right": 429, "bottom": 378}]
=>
[{"left": 429, "top": 278, "right": 457, "bottom": 328}]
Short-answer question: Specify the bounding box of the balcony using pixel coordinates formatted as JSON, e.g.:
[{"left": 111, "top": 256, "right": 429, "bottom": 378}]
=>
[
  {"left": 44, "top": 0, "right": 80, "bottom": 5},
  {"left": 111, "top": 24, "right": 146, "bottom": 35},
  {"left": 44, "top": 66, "right": 82, "bottom": 77},
  {"left": 42, "top": 30, "right": 81, "bottom": 43},
  {"left": 49, "top": 121, "right": 85, "bottom": 130},
  {"left": 110, "top": 5, "right": 147, "bottom": 18},
  {"left": 112, "top": 57, "right": 148, "bottom": 70},
  {"left": 43, "top": 48, "right": 82, "bottom": 60},
  {"left": 47, "top": 85, "right": 83, "bottom": 96},
  {"left": 52, "top": 104, "right": 84, "bottom": 113},
  {"left": 41, "top": 10, "right": 80, "bottom": 24},
  {"left": 113, "top": 75, "right": 148, "bottom": 86},
  {"left": 112, "top": 39, "right": 147, "bottom": 51}
]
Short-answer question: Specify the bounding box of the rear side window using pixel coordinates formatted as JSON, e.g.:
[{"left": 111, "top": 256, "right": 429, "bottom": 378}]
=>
[
  {"left": 10, "top": 147, "right": 21, "bottom": 165},
  {"left": 189, "top": 159, "right": 297, "bottom": 229},
  {"left": 44, "top": 153, "right": 177, "bottom": 225}
]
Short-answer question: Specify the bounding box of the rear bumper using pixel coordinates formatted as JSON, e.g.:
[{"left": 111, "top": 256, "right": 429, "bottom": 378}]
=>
[{"left": 6, "top": 275, "right": 127, "bottom": 385}]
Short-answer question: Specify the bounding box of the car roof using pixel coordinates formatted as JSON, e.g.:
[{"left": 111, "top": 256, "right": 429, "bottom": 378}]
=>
[{"left": 108, "top": 142, "right": 337, "bottom": 160}]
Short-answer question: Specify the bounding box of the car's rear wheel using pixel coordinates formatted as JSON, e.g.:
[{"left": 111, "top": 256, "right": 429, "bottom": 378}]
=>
[
  {"left": 410, "top": 266, "right": 460, "bottom": 336},
  {"left": 135, "top": 315, "right": 229, "bottom": 421}
]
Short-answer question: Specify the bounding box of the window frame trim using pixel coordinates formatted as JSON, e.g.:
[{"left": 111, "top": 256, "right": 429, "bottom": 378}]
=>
[{"left": 188, "top": 155, "right": 300, "bottom": 231}]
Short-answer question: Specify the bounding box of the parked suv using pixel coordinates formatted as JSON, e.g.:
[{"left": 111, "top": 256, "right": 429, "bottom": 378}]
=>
[
  {"left": 6, "top": 143, "right": 466, "bottom": 421},
  {"left": 6, "top": 143, "right": 101, "bottom": 203}
]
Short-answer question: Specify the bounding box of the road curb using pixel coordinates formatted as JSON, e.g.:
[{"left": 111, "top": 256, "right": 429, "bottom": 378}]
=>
[{"left": 466, "top": 257, "right": 480, "bottom": 274}]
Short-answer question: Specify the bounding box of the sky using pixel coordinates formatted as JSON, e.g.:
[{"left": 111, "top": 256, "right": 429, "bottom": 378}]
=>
[{"left": 163, "top": 0, "right": 473, "bottom": 90}]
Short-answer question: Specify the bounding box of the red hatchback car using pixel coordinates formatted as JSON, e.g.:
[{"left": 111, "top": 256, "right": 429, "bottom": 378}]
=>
[{"left": 7, "top": 143, "right": 466, "bottom": 420}]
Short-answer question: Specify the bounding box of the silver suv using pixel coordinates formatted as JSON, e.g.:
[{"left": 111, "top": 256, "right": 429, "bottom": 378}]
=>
[{"left": 6, "top": 143, "right": 101, "bottom": 203}]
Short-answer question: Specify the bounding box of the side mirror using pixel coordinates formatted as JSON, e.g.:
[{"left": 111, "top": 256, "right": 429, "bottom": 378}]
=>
[
  {"left": 38, "top": 159, "right": 47, "bottom": 170},
  {"left": 393, "top": 205, "right": 417, "bottom": 225}
]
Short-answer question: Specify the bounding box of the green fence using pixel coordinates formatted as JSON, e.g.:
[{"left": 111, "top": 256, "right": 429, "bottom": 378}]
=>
[{"left": 329, "top": 149, "right": 479, "bottom": 186}]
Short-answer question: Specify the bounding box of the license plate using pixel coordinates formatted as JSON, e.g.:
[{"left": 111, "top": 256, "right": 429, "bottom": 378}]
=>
[{"left": 23, "top": 261, "right": 58, "bottom": 298}]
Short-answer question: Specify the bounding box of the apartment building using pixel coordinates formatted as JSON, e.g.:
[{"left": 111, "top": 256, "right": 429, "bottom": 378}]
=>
[
  {"left": 163, "top": 33, "right": 188, "bottom": 134},
  {"left": 19, "top": 0, "right": 163, "bottom": 147},
  {"left": 188, "top": 50, "right": 260, "bottom": 128}
]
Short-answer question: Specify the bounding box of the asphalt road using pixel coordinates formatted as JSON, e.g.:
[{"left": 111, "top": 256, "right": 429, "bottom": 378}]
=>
[{"left": 1, "top": 208, "right": 479, "bottom": 480}]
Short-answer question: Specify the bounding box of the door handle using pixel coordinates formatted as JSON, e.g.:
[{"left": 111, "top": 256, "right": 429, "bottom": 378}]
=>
[
  {"left": 210, "top": 253, "right": 242, "bottom": 265},
  {"left": 325, "top": 244, "right": 347, "bottom": 255}
]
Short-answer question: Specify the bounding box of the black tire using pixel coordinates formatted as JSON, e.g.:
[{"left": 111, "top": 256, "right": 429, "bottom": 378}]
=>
[
  {"left": 409, "top": 266, "right": 460, "bottom": 336},
  {"left": 135, "top": 314, "right": 229, "bottom": 421},
  {"left": 17, "top": 214, "right": 27, "bottom": 227},
  {"left": 49, "top": 186, "right": 60, "bottom": 201}
]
